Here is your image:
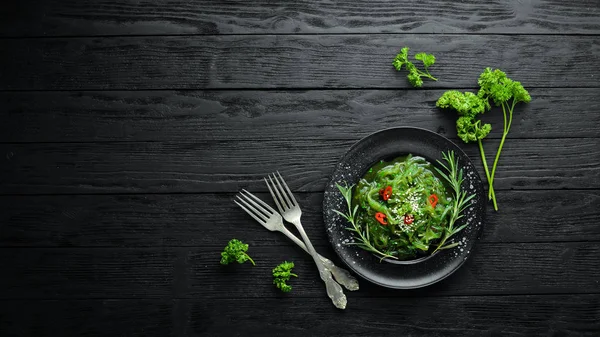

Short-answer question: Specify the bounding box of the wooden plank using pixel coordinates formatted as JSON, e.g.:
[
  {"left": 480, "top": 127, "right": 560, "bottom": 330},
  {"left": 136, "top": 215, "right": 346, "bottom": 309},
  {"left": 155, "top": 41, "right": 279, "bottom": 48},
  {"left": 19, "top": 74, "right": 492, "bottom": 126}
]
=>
[
  {"left": 0, "top": 299, "right": 174, "bottom": 337},
  {"left": 1, "top": 295, "right": 598, "bottom": 336},
  {"left": 1, "top": 190, "right": 598, "bottom": 247},
  {"left": 189, "top": 242, "right": 600, "bottom": 298},
  {"left": 187, "top": 295, "right": 600, "bottom": 336},
  {"left": 1, "top": 0, "right": 600, "bottom": 36},
  {"left": 2, "top": 88, "right": 598, "bottom": 143},
  {"left": 2, "top": 35, "right": 599, "bottom": 90},
  {"left": 1, "top": 138, "right": 598, "bottom": 194},
  {"left": 0, "top": 242, "right": 599, "bottom": 299},
  {"left": 0, "top": 248, "right": 178, "bottom": 298}
]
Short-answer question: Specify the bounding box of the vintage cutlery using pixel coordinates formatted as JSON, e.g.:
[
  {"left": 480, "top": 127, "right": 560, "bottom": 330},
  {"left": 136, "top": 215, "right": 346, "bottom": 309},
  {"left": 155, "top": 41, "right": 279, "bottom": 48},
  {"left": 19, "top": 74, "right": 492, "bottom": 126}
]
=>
[
  {"left": 235, "top": 189, "right": 359, "bottom": 291},
  {"left": 265, "top": 172, "right": 347, "bottom": 309}
]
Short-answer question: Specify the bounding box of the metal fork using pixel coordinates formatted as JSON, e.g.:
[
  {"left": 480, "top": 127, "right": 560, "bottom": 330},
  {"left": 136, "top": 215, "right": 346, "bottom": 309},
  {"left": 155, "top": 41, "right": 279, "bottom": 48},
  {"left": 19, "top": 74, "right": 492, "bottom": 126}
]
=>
[
  {"left": 265, "top": 172, "right": 347, "bottom": 309},
  {"left": 235, "top": 189, "right": 359, "bottom": 291}
]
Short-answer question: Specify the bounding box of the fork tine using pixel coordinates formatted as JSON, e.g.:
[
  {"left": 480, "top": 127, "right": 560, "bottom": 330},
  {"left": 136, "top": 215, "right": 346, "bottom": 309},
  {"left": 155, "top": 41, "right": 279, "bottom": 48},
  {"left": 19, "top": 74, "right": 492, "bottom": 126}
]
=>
[
  {"left": 235, "top": 197, "right": 268, "bottom": 222},
  {"left": 264, "top": 177, "right": 285, "bottom": 213},
  {"left": 276, "top": 171, "right": 297, "bottom": 206},
  {"left": 234, "top": 200, "right": 268, "bottom": 225},
  {"left": 266, "top": 175, "right": 288, "bottom": 212},
  {"left": 272, "top": 173, "right": 294, "bottom": 208},
  {"left": 240, "top": 189, "right": 274, "bottom": 216}
]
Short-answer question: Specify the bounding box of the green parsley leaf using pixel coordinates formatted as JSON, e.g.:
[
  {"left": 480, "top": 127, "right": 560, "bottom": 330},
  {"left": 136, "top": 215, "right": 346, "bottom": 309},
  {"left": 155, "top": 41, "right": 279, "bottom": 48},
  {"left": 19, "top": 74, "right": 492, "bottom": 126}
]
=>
[
  {"left": 392, "top": 47, "right": 437, "bottom": 87},
  {"left": 511, "top": 81, "right": 531, "bottom": 103},
  {"left": 220, "top": 239, "right": 255, "bottom": 266},
  {"left": 436, "top": 90, "right": 488, "bottom": 117},
  {"left": 407, "top": 69, "right": 424, "bottom": 87},
  {"left": 456, "top": 116, "right": 491, "bottom": 143},
  {"left": 414, "top": 52, "right": 436, "bottom": 67},
  {"left": 272, "top": 261, "right": 297, "bottom": 293},
  {"left": 392, "top": 47, "right": 410, "bottom": 71}
]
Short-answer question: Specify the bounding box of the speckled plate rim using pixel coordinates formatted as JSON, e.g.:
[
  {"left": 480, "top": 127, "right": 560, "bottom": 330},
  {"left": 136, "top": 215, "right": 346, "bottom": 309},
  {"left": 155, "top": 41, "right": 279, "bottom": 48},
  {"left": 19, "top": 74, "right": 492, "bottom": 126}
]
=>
[{"left": 322, "top": 126, "right": 485, "bottom": 289}]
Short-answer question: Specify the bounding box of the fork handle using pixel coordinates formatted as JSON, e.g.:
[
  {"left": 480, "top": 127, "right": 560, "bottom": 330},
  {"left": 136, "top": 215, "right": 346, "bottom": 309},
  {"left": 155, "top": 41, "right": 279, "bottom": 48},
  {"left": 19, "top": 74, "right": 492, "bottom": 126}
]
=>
[
  {"left": 320, "top": 258, "right": 360, "bottom": 291},
  {"left": 292, "top": 220, "right": 347, "bottom": 310},
  {"left": 279, "top": 226, "right": 359, "bottom": 291}
]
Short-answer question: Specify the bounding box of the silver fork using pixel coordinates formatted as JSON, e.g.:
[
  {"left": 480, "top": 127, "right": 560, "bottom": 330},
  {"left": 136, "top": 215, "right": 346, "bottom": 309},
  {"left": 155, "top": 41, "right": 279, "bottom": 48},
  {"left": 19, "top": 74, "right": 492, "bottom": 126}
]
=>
[
  {"left": 235, "top": 189, "right": 359, "bottom": 291},
  {"left": 265, "top": 172, "right": 347, "bottom": 309}
]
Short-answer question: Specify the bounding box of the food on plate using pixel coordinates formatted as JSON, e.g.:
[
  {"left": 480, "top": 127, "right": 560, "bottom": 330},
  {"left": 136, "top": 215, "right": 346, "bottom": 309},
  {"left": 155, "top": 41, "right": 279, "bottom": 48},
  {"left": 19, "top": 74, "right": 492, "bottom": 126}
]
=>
[{"left": 336, "top": 151, "right": 474, "bottom": 261}]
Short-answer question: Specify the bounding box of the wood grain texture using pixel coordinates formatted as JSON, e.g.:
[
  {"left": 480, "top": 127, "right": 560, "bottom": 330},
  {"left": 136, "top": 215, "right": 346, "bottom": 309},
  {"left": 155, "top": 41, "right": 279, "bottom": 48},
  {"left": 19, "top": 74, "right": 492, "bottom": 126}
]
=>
[
  {"left": 187, "top": 295, "right": 600, "bottom": 337},
  {"left": 193, "top": 242, "right": 600, "bottom": 298},
  {"left": 1, "top": 138, "right": 598, "bottom": 194},
  {"left": 1, "top": 0, "right": 600, "bottom": 36},
  {"left": 0, "top": 299, "right": 173, "bottom": 337},
  {"left": 1, "top": 242, "right": 599, "bottom": 299},
  {"left": 0, "top": 1, "right": 597, "bottom": 335},
  {"left": 0, "top": 248, "right": 177, "bottom": 299},
  {"left": 1, "top": 191, "right": 598, "bottom": 247},
  {"left": 1, "top": 295, "right": 598, "bottom": 337},
  {"left": 2, "top": 88, "right": 599, "bottom": 143},
  {"left": 2, "top": 35, "right": 599, "bottom": 90}
]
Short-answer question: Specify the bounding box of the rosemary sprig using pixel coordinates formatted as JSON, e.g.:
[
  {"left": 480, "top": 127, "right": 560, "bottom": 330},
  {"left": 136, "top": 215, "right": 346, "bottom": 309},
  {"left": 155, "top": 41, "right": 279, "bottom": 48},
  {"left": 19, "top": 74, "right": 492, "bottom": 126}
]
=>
[
  {"left": 432, "top": 150, "right": 476, "bottom": 253},
  {"left": 334, "top": 184, "right": 397, "bottom": 261}
]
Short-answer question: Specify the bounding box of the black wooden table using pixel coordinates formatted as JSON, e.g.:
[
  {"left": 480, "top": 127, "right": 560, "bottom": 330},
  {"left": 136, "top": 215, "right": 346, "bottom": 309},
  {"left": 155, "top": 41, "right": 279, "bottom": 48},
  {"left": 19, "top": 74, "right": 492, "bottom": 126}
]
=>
[{"left": 1, "top": 1, "right": 600, "bottom": 336}]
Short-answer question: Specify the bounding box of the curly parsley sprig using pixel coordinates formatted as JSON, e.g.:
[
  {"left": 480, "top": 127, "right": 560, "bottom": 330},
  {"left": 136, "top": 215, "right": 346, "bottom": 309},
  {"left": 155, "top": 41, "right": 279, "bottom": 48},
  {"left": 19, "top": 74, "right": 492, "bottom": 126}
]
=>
[
  {"left": 436, "top": 68, "right": 530, "bottom": 211},
  {"left": 477, "top": 68, "right": 531, "bottom": 204},
  {"left": 436, "top": 90, "right": 496, "bottom": 208},
  {"left": 393, "top": 47, "right": 437, "bottom": 87},
  {"left": 272, "top": 261, "right": 297, "bottom": 293},
  {"left": 220, "top": 239, "right": 255, "bottom": 266}
]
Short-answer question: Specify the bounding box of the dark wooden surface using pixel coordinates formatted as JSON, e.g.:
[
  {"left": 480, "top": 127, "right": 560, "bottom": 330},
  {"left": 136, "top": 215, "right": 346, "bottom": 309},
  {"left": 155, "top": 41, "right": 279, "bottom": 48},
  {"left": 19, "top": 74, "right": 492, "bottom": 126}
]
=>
[{"left": 1, "top": 1, "right": 599, "bottom": 336}]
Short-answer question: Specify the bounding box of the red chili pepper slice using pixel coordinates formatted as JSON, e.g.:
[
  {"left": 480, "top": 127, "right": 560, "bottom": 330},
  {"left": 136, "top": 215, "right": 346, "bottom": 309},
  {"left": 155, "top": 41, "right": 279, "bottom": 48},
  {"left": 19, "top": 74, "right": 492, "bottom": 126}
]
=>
[
  {"left": 404, "top": 214, "right": 414, "bottom": 225},
  {"left": 379, "top": 186, "right": 393, "bottom": 201},
  {"left": 384, "top": 186, "right": 392, "bottom": 200},
  {"left": 375, "top": 212, "right": 387, "bottom": 225},
  {"left": 428, "top": 194, "right": 439, "bottom": 208}
]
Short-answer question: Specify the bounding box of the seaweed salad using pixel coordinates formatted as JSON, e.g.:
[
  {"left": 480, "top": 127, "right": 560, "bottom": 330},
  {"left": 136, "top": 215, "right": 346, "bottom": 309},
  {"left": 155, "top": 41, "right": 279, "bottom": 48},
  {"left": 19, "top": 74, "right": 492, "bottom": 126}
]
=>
[{"left": 336, "top": 151, "right": 474, "bottom": 261}]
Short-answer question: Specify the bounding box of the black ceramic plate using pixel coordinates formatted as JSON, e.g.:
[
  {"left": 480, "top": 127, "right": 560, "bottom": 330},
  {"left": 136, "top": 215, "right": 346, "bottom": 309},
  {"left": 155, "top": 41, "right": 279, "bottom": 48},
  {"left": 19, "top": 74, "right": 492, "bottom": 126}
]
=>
[{"left": 322, "top": 127, "right": 485, "bottom": 289}]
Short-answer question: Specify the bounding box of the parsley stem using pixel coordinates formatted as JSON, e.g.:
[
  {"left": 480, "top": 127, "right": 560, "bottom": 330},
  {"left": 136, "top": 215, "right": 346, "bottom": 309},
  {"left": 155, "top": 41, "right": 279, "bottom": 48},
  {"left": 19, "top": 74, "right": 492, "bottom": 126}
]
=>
[
  {"left": 417, "top": 69, "right": 438, "bottom": 81},
  {"left": 290, "top": 273, "right": 298, "bottom": 278},
  {"left": 478, "top": 139, "right": 497, "bottom": 211},
  {"left": 488, "top": 101, "right": 515, "bottom": 210},
  {"left": 488, "top": 102, "right": 507, "bottom": 201},
  {"left": 489, "top": 134, "right": 507, "bottom": 210},
  {"left": 508, "top": 100, "right": 516, "bottom": 132},
  {"left": 501, "top": 102, "right": 508, "bottom": 133},
  {"left": 245, "top": 253, "right": 256, "bottom": 266},
  {"left": 425, "top": 69, "right": 438, "bottom": 81}
]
